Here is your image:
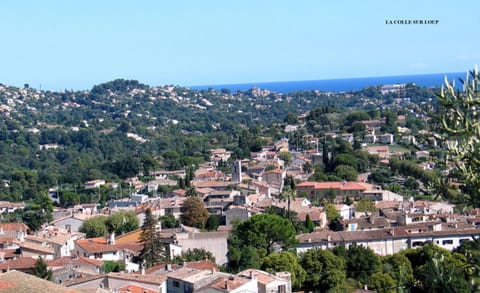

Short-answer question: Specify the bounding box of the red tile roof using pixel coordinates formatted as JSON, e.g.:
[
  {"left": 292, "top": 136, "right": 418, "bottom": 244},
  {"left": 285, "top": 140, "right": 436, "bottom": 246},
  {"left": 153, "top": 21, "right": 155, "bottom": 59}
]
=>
[
  {"left": 75, "top": 237, "right": 120, "bottom": 254},
  {"left": 76, "top": 232, "right": 145, "bottom": 256},
  {"left": 0, "top": 257, "right": 36, "bottom": 270},
  {"left": 297, "top": 181, "right": 369, "bottom": 191},
  {"left": 48, "top": 256, "right": 103, "bottom": 268},
  {"left": 0, "top": 249, "right": 18, "bottom": 260},
  {"left": 209, "top": 276, "right": 250, "bottom": 291},
  {"left": 118, "top": 284, "right": 157, "bottom": 293},
  {"left": 0, "top": 223, "right": 29, "bottom": 232}
]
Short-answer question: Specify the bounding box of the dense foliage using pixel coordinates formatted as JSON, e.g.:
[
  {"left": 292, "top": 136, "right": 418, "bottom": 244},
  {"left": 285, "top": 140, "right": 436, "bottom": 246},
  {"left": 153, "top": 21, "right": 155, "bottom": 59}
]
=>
[{"left": 434, "top": 68, "right": 480, "bottom": 207}]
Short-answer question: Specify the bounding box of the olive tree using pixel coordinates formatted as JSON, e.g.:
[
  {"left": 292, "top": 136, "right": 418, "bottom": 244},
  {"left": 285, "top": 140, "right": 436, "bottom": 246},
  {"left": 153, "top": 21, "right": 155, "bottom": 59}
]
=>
[{"left": 435, "top": 67, "right": 480, "bottom": 207}]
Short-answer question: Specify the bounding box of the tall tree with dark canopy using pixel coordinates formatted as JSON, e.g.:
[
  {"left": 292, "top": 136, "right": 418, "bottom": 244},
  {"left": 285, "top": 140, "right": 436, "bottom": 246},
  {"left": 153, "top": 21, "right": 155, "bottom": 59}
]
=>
[
  {"left": 139, "top": 208, "right": 165, "bottom": 268},
  {"left": 299, "top": 248, "right": 346, "bottom": 292},
  {"left": 227, "top": 214, "right": 297, "bottom": 272}
]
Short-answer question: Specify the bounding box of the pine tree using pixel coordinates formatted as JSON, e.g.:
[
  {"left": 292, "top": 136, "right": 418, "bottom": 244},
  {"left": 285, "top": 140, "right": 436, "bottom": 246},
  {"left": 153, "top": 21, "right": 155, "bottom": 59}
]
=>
[
  {"left": 34, "top": 256, "right": 53, "bottom": 281},
  {"left": 139, "top": 208, "right": 165, "bottom": 268}
]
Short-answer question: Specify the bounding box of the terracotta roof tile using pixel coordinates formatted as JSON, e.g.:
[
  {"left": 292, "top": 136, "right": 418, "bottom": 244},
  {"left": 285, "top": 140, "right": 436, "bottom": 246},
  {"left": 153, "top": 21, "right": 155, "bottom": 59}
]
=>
[
  {"left": 297, "top": 181, "right": 370, "bottom": 191},
  {"left": 48, "top": 256, "right": 103, "bottom": 268},
  {"left": 209, "top": 276, "right": 250, "bottom": 291},
  {"left": 0, "top": 270, "right": 90, "bottom": 292},
  {"left": 0, "top": 257, "right": 36, "bottom": 270},
  {"left": 237, "top": 269, "right": 285, "bottom": 285},
  {"left": 0, "top": 222, "right": 29, "bottom": 232},
  {"left": 118, "top": 284, "right": 157, "bottom": 293}
]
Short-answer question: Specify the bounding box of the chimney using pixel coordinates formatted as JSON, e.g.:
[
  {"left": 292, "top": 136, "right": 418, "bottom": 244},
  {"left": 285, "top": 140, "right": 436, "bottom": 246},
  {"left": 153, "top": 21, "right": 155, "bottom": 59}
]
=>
[
  {"left": 108, "top": 232, "right": 115, "bottom": 245},
  {"left": 369, "top": 214, "right": 374, "bottom": 224},
  {"left": 141, "top": 267, "right": 145, "bottom": 275},
  {"left": 249, "top": 270, "right": 255, "bottom": 280}
]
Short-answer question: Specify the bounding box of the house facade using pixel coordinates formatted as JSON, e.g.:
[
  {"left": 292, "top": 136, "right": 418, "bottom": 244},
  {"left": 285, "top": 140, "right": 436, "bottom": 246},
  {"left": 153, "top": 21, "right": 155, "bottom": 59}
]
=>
[{"left": 296, "top": 222, "right": 480, "bottom": 256}]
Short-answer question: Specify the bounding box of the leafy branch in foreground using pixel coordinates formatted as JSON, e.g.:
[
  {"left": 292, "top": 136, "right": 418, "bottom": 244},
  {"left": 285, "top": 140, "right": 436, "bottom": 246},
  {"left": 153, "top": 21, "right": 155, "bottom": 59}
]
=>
[{"left": 434, "top": 66, "right": 480, "bottom": 207}]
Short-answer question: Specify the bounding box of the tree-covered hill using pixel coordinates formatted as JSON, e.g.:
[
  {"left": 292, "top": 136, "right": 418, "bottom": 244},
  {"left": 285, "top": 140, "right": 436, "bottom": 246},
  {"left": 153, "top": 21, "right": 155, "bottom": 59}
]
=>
[{"left": 0, "top": 79, "right": 436, "bottom": 203}]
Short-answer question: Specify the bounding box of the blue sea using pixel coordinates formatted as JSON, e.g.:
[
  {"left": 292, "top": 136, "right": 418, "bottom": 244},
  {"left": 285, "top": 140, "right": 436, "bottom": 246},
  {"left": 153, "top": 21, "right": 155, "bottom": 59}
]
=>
[{"left": 190, "top": 72, "right": 467, "bottom": 94}]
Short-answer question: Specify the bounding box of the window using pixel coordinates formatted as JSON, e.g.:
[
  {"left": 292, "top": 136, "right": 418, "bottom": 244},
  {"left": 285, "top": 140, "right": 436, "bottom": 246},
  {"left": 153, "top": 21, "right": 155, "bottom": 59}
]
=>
[
  {"left": 173, "top": 281, "right": 180, "bottom": 288},
  {"left": 278, "top": 285, "right": 286, "bottom": 293},
  {"left": 412, "top": 241, "right": 424, "bottom": 247},
  {"left": 442, "top": 239, "right": 453, "bottom": 245}
]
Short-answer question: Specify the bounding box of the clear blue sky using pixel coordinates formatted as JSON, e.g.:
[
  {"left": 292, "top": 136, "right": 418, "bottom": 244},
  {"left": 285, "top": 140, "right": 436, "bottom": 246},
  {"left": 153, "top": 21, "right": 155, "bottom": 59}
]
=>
[{"left": 1, "top": 0, "right": 479, "bottom": 90}]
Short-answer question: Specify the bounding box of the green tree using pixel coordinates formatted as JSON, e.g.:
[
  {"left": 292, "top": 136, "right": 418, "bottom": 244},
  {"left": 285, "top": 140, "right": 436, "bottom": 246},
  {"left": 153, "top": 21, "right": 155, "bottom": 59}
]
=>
[
  {"left": 299, "top": 248, "right": 346, "bottom": 292},
  {"left": 228, "top": 244, "right": 261, "bottom": 272},
  {"left": 284, "top": 112, "right": 299, "bottom": 124},
  {"left": 345, "top": 244, "right": 382, "bottom": 285},
  {"left": 102, "top": 260, "right": 125, "bottom": 273},
  {"left": 22, "top": 204, "right": 47, "bottom": 232},
  {"left": 159, "top": 213, "right": 178, "bottom": 229},
  {"left": 280, "top": 176, "right": 296, "bottom": 219},
  {"left": 355, "top": 199, "right": 376, "bottom": 213},
  {"left": 404, "top": 177, "right": 419, "bottom": 190},
  {"left": 382, "top": 111, "right": 397, "bottom": 134},
  {"left": 34, "top": 256, "right": 53, "bottom": 281},
  {"left": 181, "top": 196, "right": 209, "bottom": 228},
  {"left": 345, "top": 111, "right": 371, "bottom": 126},
  {"left": 434, "top": 68, "right": 480, "bottom": 206},
  {"left": 368, "top": 272, "right": 397, "bottom": 293},
  {"left": 334, "top": 165, "right": 358, "bottom": 181},
  {"left": 348, "top": 122, "right": 367, "bottom": 139},
  {"left": 206, "top": 214, "right": 220, "bottom": 231},
  {"left": 139, "top": 208, "right": 165, "bottom": 268},
  {"left": 324, "top": 203, "right": 343, "bottom": 231},
  {"left": 382, "top": 254, "right": 414, "bottom": 293},
  {"left": 324, "top": 203, "right": 341, "bottom": 222},
  {"left": 454, "top": 239, "right": 480, "bottom": 290},
  {"left": 59, "top": 190, "right": 80, "bottom": 207},
  {"left": 105, "top": 211, "right": 139, "bottom": 235},
  {"left": 304, "top": 214, "right": 315, "bottom": 233},
  {"left": 332, "top": 154, "right": 358, "bottom": 170},
  {"left": 303, "top": 162, "right": 313, "bottom": 174},
  {"left": 163, "top": 149, "right": 181, "bottom": 170},
  {"left": 261, "top": 252, "right": 306, "bottom": 290},
  {"left": 159, "top": 214, "right": 178, "bottom": 229},
  {"left": 228, "top": 214, "right": 297, "bottom": 272},
  {"left": 404, "top": 243, "right": 471, "bottom": 293},
  {"left": 185, "top": 187, "right": 198, "bottom": 197},
  {"left": 79, "top": 216, "right": 107, "bottom": 238},
  {"left": 279, "top": 151, "right": 292, "bottom": 166},
  {"left": 234, "top": 213, "right": 297, "bottom": 255}
]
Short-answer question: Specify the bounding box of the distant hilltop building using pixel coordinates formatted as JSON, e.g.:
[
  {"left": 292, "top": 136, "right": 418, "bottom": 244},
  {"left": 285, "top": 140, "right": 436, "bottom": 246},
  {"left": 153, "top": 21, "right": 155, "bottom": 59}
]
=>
[
  {"left": 249, "top": 86, "right": 271, "bottom": 97},
  {"left": 381, "top": 83, "right": 407, "bottom": 95}
]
